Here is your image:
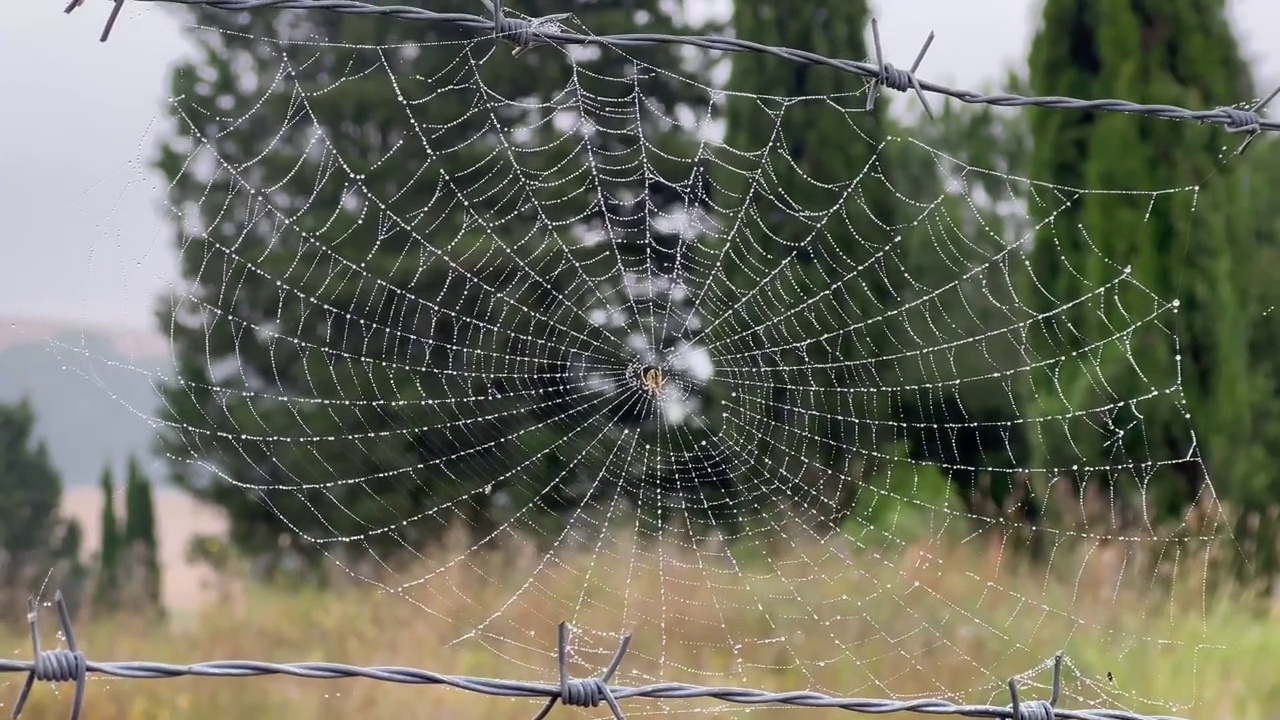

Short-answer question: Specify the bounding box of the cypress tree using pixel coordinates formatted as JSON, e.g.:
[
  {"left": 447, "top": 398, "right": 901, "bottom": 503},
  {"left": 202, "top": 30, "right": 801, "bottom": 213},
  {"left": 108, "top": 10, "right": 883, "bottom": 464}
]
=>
[
  {"left": 94, "top": 466, "right": 121, "bottom": 610},
  {"left": 123, "top": 456, "right": 154, "bottom": 546},
  {"left": 54, "top": 519, "right": 91, "bottom": 620},
  {"left": 1024, "top": 0, "right": 1260, "bottom": 527},
  {"left": 719, "top": 1, "right": 948, "bottom": 531},
  {"left": 124, "top": 455, "right": 162, "bottom": 609}
]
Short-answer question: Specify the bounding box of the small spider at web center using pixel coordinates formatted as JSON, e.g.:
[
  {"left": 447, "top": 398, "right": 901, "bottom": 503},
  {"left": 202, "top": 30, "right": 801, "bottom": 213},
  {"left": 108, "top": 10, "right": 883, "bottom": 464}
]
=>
[{"left": 639, "top": 365, "right": 665, "bottom": 397}]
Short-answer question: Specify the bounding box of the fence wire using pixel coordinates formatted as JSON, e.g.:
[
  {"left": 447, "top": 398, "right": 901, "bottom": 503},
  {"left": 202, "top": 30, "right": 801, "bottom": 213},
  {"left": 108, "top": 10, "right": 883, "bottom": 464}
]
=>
[
  {"left": 22, "top": 1, "right": 1272, "bottom": 719},
  {"left": 1, "top": 594, "right": 1179, "bottom": 720},
  {"left": 67, "top": 0, "right": 1280, "bottom": 151}
]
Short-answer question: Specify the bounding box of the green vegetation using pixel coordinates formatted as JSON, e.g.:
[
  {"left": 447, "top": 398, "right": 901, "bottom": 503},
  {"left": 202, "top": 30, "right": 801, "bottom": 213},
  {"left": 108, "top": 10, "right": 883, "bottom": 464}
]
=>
[
  {"left": 8, "top": 2, "right": 1280, "bottom": 709},
  {"left": 152, "top": 0, "right": 723, "bottom": 568},
  {"left": 93, "top": 456, "right": 162, "bottom": 614},
  {"left": 1024, "top": 0, "right": 1280, "bottom": 562},
  {"left": 123, "top": 456, "right": 162, "bottom": 611},
  {"left": 93, "top": 466, "right": 121, "bottom": 609},
  {"left": 0, "top": 399, "right": 161, "bottom": 621},
  {"left": 716, "top": 0, "right": 896, "bottom": 532},
  {"left": 0, "top": 398, "right": 85, "bottom": 613}
]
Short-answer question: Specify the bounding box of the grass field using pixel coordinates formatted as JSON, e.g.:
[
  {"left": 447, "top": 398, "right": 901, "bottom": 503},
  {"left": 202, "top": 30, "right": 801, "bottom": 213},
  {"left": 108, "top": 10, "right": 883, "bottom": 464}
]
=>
[{"left": 5, "top": 513, "right": 1280, "bottom": 720}]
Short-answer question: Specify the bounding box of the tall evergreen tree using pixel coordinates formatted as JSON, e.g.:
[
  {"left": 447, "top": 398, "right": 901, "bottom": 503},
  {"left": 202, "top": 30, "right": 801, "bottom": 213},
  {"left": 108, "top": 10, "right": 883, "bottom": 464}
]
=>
[
  {"left": 124, "top": 455, "right": 162, "bottom": 610},
  {"left": 54, "top": 519, "right": 91, "bottom": 620},
  {"left": 715, "top": 0, "right": 918, "bottom": 532},
  {"left": 154, "top": 0, "right": 718, "bottom": 566},
  {"left": 1024, "top": 0, "right": 1264, "bottom": 528},
  {"left": 94, "top": 466, "right": 122, "bottom": 610},
  {"left": 885, "top": 81, "right": 1040, "bottom": 526},
  {"left": 0, "top": 399, "right": 69, "bottom": 603},
  {"left": 123, "top": 456, "right": 157, "bottom": 548}
]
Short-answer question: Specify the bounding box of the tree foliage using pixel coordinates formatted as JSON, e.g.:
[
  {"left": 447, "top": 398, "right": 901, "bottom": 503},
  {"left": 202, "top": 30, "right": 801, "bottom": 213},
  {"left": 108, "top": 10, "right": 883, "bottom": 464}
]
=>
[
  {"left": 884, "top": 85, "right": 1039, "bottom": 527},
  {"left": 154, "top": 0, "right": 719, "bottom": 568},
  {"left": 1024, "top": 0, "right": 1270, "bottom": 529},
  {"left": 94, "top": 466, "right": 122, "bottom": 610},
  {"left": 717, "top": 4, "right": 1040, "bottom": 534},
  {"left": 124, "top": 456, "right": 162, "bottom": 610},
  {"left": 714, "top": 0, "right": 899, "bottom": 533},
  {"left": 150, "top": 0, "right": 1280, "bottom": 574},
  {"left": 92, "top": 457, "right": 163, "bottom": 614},
  {"left": 0, "top": 398, "right": 84, "bottom": 615}
]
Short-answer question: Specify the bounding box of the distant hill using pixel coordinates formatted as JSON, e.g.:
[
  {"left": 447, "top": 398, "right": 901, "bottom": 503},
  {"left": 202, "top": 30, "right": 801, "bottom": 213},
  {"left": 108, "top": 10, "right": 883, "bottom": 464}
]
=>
[
  {"left": 0, "top": 317, "right": 173, "bottom": 488},
  {"left": 0, "top": 317, "right": 168, "bottom": 356}
]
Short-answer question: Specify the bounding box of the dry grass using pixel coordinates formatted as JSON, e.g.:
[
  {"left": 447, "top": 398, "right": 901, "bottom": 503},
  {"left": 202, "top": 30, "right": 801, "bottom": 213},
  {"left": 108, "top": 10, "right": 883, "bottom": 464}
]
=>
[{"left": 5, "top": 520, "right": 1280, "bottom": 720}]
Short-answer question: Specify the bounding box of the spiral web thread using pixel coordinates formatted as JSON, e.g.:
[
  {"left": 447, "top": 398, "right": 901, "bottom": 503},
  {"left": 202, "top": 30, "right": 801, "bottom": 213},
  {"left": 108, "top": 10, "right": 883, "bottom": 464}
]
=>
[{"left": 25, "top": 11, "right": 1245, "bottom": 719}]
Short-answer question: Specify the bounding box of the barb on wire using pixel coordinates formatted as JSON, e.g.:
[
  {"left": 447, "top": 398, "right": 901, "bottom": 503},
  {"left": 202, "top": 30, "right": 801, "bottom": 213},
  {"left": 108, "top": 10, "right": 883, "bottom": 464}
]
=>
[
  {"left": 78, "top": 0, "right": 1280, "bottom": 140},
  {"left": 1008, "top": 653, "right": 1062, "bottom": 720},
  {"left": 1216, "top": 83, "right": 1280, "bottom": 155},
  {"left": 0, "top": 593, "right": 1192, "bottom": 720},
  {"left": 10, "top": 592, "right": 87, "bottom": 720},
  {"left": 530, "top": 623, "right": 631, "bottom": 720},
  {"left": 865, "top": 18, "right": 936, "bottom": 119},
  {"left": 64, "top": 0, "right": 126, "bottom": 43},
  {"left": 480, "top": 0, "right": 573, "bottom": 58}
]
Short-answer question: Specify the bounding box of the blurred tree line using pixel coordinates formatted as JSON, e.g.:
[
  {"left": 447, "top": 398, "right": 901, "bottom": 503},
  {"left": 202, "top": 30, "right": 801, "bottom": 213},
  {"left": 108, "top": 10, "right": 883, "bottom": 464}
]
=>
[
  {"left": 150, "top": 0, "right": 1280, "bottom": 580},
  {"left": 0, "top": 396, "right": 162, "bottom": 621}
]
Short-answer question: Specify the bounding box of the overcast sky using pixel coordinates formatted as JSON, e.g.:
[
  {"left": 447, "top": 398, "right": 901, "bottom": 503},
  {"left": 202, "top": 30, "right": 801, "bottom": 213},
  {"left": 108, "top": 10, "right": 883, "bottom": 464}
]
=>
[{"left": 3, "top": 0, "right": 1278, "bottom": 334}]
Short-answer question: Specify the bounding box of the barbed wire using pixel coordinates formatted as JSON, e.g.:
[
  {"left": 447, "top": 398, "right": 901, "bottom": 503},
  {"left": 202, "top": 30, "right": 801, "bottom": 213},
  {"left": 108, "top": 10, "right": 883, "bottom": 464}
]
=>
[
  {"left": 2, "top": 593, "right": 1185, "bottom": 720},
  {"left": 64, "top": 0, "right": 1280, "bottom": 154}
]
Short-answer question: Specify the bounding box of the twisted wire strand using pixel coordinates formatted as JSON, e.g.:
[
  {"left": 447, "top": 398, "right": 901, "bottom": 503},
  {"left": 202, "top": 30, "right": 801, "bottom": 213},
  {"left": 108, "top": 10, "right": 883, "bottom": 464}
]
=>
[
  {"left": 0, "top": 655, "right": 1194, "bottom": 720},
  {"left": 0, "top": 599, "right": 1182, "bottom": 720},
  {"left": 66, "top": 0, "right": 1280, "bottom": 141},
  {"left": 0, "top": 603, "right": 1187, "bottom": 720}
]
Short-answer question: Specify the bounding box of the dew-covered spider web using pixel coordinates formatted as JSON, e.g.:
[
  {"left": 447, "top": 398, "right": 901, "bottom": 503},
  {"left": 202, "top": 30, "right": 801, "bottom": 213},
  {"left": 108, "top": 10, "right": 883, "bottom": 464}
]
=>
[{"left": 61, "top": 11, "right": 1242, "bottom": 718}]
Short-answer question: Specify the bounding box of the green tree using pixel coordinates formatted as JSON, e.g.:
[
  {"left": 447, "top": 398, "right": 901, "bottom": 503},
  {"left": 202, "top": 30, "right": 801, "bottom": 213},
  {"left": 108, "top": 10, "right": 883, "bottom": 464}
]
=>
[
  {"left": 1205, "top": 134, "right": 1280, "bottom": 573},
  {"left": 884, "top": 81, "right": 1041, "bottom": 528},
  {"left": 94, "top": 466, "right": 122, "bottom": 610},
  {"left": 716, "top": 1, "right": 974, "bottom": 534},
  {"left": 0, "top": 398, "right": 75, "bottom": 607},
  {"left": 53, "top": 519, "right": 91, "bottom": 620},
  {"left": 154, "top": 0, "right": 718, "bottom": 570},
  {"left": 1024, "top": 0, "right": 1263, "bottom": 530},
  {"left": 123, "top": 455, "right": 162, "bottom": 610}
]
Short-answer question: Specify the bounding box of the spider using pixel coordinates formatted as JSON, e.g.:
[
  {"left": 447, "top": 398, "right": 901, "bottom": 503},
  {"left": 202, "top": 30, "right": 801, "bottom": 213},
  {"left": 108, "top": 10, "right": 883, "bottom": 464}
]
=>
[{"left": 639, "top": 365, "right": 665, "bottom": 396}]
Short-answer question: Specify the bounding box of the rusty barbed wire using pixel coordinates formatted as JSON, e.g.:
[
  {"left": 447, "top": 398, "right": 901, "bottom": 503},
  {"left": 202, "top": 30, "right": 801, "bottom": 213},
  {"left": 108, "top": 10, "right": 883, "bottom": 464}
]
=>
[
  {"left": 62, "top": 0, "right": 1280, "bottom": 153},
  {"left": 0, "top": 593, "right": 1189, "bottom": 720}
]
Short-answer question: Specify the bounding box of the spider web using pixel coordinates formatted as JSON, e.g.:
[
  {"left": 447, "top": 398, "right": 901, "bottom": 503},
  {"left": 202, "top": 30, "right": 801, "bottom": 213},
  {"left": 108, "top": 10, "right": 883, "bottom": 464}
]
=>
[{"left": 65, "top": 14, "right": 1238, "bottom": 718}]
